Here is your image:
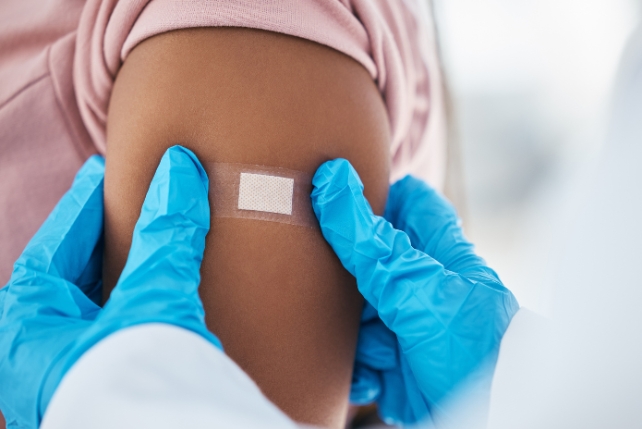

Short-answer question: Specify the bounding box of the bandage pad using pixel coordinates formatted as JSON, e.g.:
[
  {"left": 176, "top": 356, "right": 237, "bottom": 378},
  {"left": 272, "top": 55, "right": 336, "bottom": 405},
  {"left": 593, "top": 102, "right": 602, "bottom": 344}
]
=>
[{"left": 203, "top": 163, "right": 318, "bottom": 229}]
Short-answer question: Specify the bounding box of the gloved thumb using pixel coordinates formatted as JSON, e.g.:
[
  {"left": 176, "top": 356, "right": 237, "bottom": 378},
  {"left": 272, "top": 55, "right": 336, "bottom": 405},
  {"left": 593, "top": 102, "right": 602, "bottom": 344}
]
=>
[
  {"left": 310, "top": 159, "right": 429, "bottom": 306},
  {"left": 103, "top": 145, "right": 219, "bottom": 347},
  {"left": 310, "top": 158, "right": 382, "bottom": 277}
]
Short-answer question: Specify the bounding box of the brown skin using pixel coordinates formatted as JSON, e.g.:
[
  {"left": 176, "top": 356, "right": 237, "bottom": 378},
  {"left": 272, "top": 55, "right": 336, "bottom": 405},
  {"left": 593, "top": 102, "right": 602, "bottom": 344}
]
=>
[{"left": 104, "top": 27, "right": 390, "bottom": 428}]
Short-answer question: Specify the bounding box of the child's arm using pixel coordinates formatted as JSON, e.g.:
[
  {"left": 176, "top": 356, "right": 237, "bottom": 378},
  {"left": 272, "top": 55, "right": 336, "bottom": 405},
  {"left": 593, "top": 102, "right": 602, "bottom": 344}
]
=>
[{"left": 103, "top": 27, "right": 390, "bottom": 428}]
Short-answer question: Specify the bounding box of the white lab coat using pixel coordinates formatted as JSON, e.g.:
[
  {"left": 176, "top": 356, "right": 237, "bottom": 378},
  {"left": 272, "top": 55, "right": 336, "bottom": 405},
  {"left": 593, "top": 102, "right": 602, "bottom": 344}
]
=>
[{"left": 41, "top": 323, "right": 306, "bottom": 429}]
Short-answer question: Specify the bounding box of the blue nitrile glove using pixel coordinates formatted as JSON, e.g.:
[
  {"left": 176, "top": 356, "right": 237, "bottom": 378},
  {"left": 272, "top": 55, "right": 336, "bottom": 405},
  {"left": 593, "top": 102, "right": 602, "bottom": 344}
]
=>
[
  {"left": 311, "top": 159, "right": 519, "bottom": 426},
  {"left": 0, "top": 145, "right": 220, "bottom": 429}
]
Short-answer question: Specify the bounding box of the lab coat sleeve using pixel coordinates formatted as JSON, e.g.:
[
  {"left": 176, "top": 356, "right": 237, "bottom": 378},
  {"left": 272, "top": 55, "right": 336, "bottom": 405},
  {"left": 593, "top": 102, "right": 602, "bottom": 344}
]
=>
[
  {"left": 487, "top": 308, "right": 552, "bottom": 428},
  {"left": 40, "top": 323, "right": 306, "bottom": 429}
]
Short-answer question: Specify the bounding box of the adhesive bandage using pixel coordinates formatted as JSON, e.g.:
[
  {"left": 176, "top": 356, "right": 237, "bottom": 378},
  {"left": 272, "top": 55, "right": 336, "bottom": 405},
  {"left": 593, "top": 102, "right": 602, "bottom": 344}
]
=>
[{"left": 203, "top": 162, "right": 319, "bottom": 229}]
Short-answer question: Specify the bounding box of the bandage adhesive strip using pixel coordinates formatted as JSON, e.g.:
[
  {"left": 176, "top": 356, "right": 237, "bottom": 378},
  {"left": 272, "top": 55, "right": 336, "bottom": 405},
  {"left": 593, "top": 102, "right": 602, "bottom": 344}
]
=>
[{"left": 203, "top": 162, "right": 319, "bottom": 229}]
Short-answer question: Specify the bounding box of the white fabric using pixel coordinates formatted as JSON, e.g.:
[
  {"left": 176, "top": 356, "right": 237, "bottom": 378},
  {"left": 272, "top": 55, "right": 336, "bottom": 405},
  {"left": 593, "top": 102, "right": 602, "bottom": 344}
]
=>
[
  {"left": 486, "top": 309, "right": 552, "bottom": 428},
  {"left": 238, "top": 173, "right": 294, "bottom": 215},
  {"left": 41, "top": 324, "right": 304, "bottom": 429}
]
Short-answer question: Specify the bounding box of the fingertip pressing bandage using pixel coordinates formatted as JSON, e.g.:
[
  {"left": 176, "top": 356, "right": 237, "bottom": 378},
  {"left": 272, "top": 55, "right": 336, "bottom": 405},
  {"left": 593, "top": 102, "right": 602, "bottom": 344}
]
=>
[{"left": 204, "top": 163, "right": 319, "bottom": 229}]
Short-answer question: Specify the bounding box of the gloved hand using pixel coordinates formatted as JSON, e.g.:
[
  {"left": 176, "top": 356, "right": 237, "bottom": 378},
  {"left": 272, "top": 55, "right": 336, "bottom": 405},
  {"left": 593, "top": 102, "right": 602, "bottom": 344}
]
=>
[
  {"left": 0, "top": 146, "right": 220, "bottom": 429},
  {"left": 311, "top": 159, "right": 519, "bottom": 426}
]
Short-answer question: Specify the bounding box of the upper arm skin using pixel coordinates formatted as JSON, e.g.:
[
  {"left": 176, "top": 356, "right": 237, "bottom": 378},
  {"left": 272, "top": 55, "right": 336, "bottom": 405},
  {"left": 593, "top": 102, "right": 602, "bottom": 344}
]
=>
[{"left": 104, "top": 28, "right": 390, "bottom": 428}]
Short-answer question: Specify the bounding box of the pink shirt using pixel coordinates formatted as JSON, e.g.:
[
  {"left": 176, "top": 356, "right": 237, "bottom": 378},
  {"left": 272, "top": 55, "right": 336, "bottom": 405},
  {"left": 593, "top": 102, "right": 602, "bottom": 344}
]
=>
[{"left": 0, "top": 0, "right": 446, "bottom": 289}]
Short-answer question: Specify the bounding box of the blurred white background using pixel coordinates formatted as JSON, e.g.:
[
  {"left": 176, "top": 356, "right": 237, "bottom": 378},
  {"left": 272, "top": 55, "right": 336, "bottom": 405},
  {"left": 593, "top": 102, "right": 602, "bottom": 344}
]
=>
[{"left": 432, "top": 0, "right": 641, "bottom": 315}]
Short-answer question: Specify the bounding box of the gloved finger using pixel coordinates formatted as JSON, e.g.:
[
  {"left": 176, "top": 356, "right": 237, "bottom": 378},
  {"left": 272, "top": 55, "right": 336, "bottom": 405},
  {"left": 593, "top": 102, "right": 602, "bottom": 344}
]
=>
[
  {"left": 350, "top": 364, "right": 381, "bottom": 405},
  {"left": 104, "top": 146, "right": 219, "bottom": 346},
  {"left": 311, "top": 158, "right": 389, "bottom": 278},
  {"left": 311, "top": 158, "right": 449, "bottom": 316},
  {"left": 10, "top": 156, "right": 105, "bottom": 288},
  {"left": 385, "top": 175, "right": 498, "bottom": 278},
  {"left": 108, "top": 145, "right": 208, "bottom": 305},
  {"left": 355, "top": 317, "right": 398, "bottom": 370}
]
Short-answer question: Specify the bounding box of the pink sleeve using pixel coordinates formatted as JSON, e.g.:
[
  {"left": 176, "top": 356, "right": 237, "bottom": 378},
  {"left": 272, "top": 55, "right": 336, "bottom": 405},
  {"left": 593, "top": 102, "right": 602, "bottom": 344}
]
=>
[{"left": 74, "top": 0, "right": 446, "bottom": 188}]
